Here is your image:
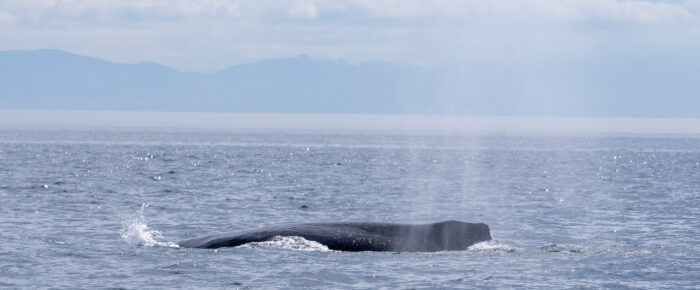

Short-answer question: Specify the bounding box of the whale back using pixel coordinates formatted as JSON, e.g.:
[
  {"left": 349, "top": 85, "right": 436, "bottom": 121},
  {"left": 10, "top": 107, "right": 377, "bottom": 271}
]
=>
[
  {"left": 389, "top": 220, "right": 491, "bottom": 251},
  {"left": 178, "top": 220, "right": 491, "bottom": 252}
]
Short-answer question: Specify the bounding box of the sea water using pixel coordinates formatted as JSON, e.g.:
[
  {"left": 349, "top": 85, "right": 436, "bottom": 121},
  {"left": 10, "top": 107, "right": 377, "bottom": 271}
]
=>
[{"left": 0, "top": 128, "right": 698, "bottom": 288}]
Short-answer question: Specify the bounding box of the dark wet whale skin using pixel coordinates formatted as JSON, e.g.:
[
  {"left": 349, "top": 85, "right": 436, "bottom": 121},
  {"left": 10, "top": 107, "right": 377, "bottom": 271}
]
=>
[{"left": 178, "top": 220, "right": 491, "bottom": 252}]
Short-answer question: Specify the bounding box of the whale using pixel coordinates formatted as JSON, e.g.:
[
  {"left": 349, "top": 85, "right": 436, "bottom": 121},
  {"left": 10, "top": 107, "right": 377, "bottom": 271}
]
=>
[{"left": 178, "top": 220, "right": 491, "bottom": 252}]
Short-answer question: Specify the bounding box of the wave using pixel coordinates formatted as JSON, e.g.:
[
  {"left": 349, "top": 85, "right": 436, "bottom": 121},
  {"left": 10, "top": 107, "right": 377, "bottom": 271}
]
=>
[
  {"left": 540, "top": 243, "right": 585, "bottom": 254},
  {"left": 238, "top": 237, "right": 518, "bottom": 253},
  {"left": 539, "top": 243, "right": 695, "bottom": 257},
  {"left": 236, "top": 236, "right": 331, "bottom": 252},
  {"left": 468, "top": 240, "right": 521, "bottom": 253}
]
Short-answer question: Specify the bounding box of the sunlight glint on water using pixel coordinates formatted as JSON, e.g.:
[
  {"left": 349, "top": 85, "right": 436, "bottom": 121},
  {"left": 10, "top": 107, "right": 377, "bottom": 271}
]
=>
[{"left": 0, "top": 128, "right": 697, "bottom": 288}]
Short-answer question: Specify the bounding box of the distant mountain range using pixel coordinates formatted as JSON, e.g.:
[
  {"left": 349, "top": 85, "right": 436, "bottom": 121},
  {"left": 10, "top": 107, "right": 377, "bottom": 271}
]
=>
[{"left": 1, "top": 49, "right": 698, "bottom": 117}]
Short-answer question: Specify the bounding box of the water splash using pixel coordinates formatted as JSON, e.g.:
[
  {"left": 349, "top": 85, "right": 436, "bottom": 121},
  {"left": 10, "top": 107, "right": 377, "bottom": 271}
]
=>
[
  {"left": 120, "top": 208, "right": 179, "bottom": 248},
  {"left": 468, "top": 240, "right": 521, "bottom": 253},
  {"left": 237, "top": 236, "right": 331, "bottom": 252}
]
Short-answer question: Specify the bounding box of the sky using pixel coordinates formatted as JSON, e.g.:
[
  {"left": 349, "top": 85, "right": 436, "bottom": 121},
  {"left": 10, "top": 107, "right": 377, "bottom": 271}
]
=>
[{"left": 1, "top": 0, "right": 699, "bottom": 72}]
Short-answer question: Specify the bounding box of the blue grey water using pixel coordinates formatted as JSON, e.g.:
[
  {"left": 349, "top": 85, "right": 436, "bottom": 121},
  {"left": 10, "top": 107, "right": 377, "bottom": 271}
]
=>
[{"left": 0, "top": 128, "right": 698, "bottom": 288}]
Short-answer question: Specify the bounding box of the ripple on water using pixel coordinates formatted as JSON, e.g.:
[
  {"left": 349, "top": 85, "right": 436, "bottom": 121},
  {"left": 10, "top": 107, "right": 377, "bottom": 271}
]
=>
[
  {"left": 2, "top": 131, "right": 699, "bottom": 289},
  {"left": 541, "top": 244, "right": 585, "bottom": 254}
]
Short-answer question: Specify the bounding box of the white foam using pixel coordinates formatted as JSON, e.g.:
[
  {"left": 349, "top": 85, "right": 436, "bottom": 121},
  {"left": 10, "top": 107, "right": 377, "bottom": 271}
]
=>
[
  {"left": 468, "top": 240, "right": 521, "bottom": 253},
  {"left": 237, "top": 236, "right": 331, "bottom": 252},
  {"left": 120, "top": 212, "right": 179, "bottom": 248}
]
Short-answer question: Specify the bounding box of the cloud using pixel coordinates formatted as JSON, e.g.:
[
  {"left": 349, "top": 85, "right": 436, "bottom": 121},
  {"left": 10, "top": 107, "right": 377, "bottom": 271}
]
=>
[
  {"left": 1, "top": 1, "right": 696, "bottom": 29},
  {"left": 287, "top": 1, "right": 318, "bottom": 19},
  {"left": 318, "top": 0, "right": 694, "bottom": 23},
  {"left": 5, "top": 0, "right": 692, "bottom": 24},
  {"left": 0, "top": 10, "right": 15, "bottom": 24},
  {"left": 0, "top": 0, "right": 698, "bottom": 71}
]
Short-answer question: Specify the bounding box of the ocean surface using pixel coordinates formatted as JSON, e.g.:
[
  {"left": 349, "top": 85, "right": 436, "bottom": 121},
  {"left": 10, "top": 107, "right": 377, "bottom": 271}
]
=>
[{"left": 0, "top": 127, "right": 698, "bottom": 288}]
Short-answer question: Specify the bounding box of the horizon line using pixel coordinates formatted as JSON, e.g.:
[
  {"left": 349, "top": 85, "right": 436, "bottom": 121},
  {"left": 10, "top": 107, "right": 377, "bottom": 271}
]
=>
[{"left": 2, "top": 109, "right": 699, "bottom": 136}]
